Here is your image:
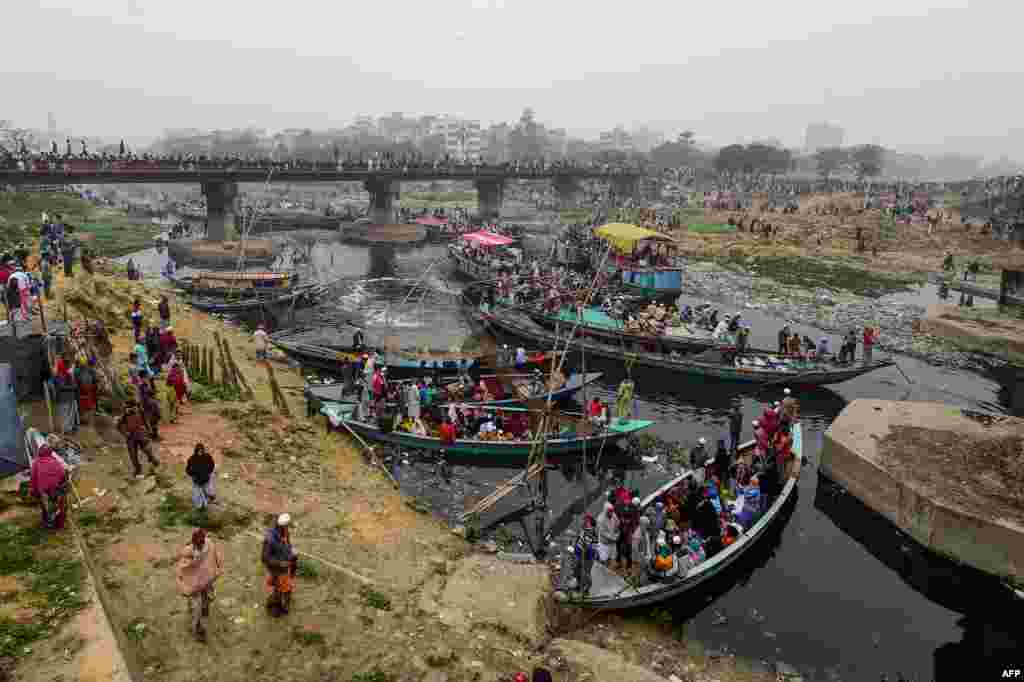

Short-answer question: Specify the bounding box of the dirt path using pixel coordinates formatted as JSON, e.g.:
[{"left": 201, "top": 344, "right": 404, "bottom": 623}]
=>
[{"left": 9, "top": 269, "right": 775, "bottom": 682}]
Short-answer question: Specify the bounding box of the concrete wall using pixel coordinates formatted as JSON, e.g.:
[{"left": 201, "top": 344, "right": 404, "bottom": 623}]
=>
[{"left": 821, "top": 400, "right": 1024, "bottom": 583}]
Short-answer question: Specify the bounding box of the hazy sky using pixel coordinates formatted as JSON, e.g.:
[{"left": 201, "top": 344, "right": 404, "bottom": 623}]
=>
[{"left": 3, "top": 0, "right": 1023, "bottom": 159}]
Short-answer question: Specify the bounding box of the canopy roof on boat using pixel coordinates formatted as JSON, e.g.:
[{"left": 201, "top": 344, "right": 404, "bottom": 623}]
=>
[
  {"left": 414, "top": 215, "right": 449, "bottom": 226},
  {"left": 594, "top": 223, "right": 677, "bottom": 252},
  {"left": 460, "top": 230, "right": 515, "bottom": 247}
]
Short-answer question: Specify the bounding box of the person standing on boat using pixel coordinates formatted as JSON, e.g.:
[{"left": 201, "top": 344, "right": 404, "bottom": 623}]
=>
[
  {"left": 728, "top": 405, "right": 743, "bottom": 455},
  {"left": 777, "top": 325, "right": 790, "bottom": 354},
  {"left": 352, "top": 329, "right": 364, "bottom": 351},
  {"left": 574, "top": 513, "right": 598, "bottom": 594},
  {"left": 406, "top": 380, "right": 421, "bottom": 420},
  {"left": 713, "top": 439, "right": 731, "bottom": 482},
  {"left": 616, "top": 496, "right": 640, "bottom": 572},
  {"left": 514, "top": 346, "right": 527, "bottom": 371},
  {"left": 689, "top": 437, "right": 708, "bottom": 471},
  {"left": 631, "top": 515, "right": 653, "bottom": 573},
  {"left": 596, "top": 503, "right": 620, "bottom": 564},
  {"left": 862, "top": 326, "right": 878, "bottom": 364}
]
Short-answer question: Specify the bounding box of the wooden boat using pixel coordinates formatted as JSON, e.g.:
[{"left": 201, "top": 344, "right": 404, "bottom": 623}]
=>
[
  {"left": 562, "top": 424, "right": 802, "bottom": 609},
  {"left": 305, "top": 371, "right": 604, "bottom": 408},
  {"left": 321, "top": 402, "right": 653, "bottom": 462},
  {"left": 448, "top": 230, "right": 522, "bottom": 280},
  {"left": 527, "top": 305, "right": 726, "bottom": 354},
  {"left": 479, "top": 310, "right": 895, "bottom": 387},
  {"left": 168, "top": 270, "right": 298, "bottom": 297},
  {"left": 187, "top": 283, "right": 327, "bottom": 314}
]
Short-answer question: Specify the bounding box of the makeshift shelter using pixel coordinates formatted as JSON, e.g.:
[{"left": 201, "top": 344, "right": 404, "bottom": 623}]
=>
[
  {"left": 0, "top": 364, "right": 27, "bottom": 477},
  {"left": 594, "top": 223, "right": 676, "bottom": 253}
]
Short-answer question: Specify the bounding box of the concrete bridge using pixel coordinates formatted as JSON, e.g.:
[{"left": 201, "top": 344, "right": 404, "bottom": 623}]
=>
[{"left": 0, "top": 166, "right": 642, "bottom": 240}]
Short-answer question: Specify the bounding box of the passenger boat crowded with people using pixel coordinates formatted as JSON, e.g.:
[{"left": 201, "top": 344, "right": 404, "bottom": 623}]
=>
[
  {"left": 557, "top": 424, "right": 802, "bottom": 609},
  {"left": 592, "top": 222, "right": 685, "bottom": 299},
  {"left": 319, "top": 401, "right": 653, "bottom": 462},
  {"left": 305, "top": 370, "right": 604, "bottom": 409},
  {"left": 477, "top": 309, "right": 894, "bottom": 387},
  {"left": 448, "top": 230, "right": 523, "bottom": 280}
]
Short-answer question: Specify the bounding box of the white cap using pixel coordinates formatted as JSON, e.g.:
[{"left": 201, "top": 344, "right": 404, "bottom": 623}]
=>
[
  {"left": 277, "top": 513, "right": 291, "bottom": 527},
  {"left": 673, "top": 535, "right": 682, "bottom": 544},
  {"left": 698, "top": 437, "right": 706, "bottom": 444},
  {"left": 783, "top": 388, "right": 791, "bottom": 395},
  {"left": 631, "top": 497, "right": 641, "bottom": 506},
  {"left": 752, "top": 420, "right": 759, "bottom": 426},
  {"left": 773, "top": 401, "right": 780, "bottom": 407}
]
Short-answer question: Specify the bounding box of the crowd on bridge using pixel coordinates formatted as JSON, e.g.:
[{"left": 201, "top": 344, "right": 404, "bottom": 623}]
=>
[{"left": 1, "top": 144, "right": 645, "bottom": 177}]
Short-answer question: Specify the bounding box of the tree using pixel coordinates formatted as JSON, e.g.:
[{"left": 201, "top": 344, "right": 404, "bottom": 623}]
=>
[
  {"left": 0, "top": 120, "right": 35, "bottom": 156},
  {"left": 814, "top": 147, "right": 849, "bottom": 182},
  {"left": 850, "top": 144, "right": 884, "bottom": 181},
  {"left": 714, "top": 144, "right": 748, "bottom": 174},
  {"left": 650, "top": 138, "right": 703, "bottom": 170},
  {"left": 745, "top": 143, "right": 792, "bottom": 176}
]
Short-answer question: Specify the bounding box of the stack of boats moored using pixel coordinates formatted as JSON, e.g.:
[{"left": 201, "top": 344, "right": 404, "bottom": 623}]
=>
[{"left": 169, "top": 270, "right": 327, "bottom": 314}]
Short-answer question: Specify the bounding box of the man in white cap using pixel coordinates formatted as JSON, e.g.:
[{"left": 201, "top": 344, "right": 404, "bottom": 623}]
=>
[
  {"left": 262, "top": 513, "right": 298, "bottom": 617},
  {"left": 690, "top": 437, "right": 708, "bottom": 470}
]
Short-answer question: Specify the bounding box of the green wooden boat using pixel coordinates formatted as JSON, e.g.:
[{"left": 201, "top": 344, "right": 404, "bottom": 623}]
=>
[{"left": 321, "top": 403, "right": 653, "bottom": 462}]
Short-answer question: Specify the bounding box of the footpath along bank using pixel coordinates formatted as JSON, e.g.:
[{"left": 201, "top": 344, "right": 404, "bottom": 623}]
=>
[{"left": 8, "top": 267, "right": 777, "bottom": 682}]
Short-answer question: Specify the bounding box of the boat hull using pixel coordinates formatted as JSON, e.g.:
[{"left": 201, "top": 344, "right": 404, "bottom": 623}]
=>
[
  {"left": 335, "top": 416, "right": 652, "bottom": 462},
  {"left": 482, "top": 311, "right": 894, "bottom": 387}
]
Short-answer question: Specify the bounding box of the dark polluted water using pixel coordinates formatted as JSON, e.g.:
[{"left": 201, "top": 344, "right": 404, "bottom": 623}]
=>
[{"left": 138, "top": 229, "right": 1021, "bottom": 681}]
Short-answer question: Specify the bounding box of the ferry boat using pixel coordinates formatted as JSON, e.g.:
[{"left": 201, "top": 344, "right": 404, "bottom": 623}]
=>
[{"left": 448, "top": 230, "right": 522, "bottom": 280}]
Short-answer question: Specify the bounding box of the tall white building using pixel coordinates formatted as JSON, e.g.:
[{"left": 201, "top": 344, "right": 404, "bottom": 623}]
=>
[{"left": 431, "top": 116, "right": 482, "bottom": 162}]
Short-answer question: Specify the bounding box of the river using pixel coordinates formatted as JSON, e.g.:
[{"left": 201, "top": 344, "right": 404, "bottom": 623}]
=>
[{"left": 134, "top": 227, "right": 1022, "bottom": 681}]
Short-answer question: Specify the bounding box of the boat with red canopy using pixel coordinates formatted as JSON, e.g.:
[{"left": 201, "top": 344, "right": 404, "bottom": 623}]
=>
[{"left": 448, "top": 229, "right": 522, "bottom": 280}]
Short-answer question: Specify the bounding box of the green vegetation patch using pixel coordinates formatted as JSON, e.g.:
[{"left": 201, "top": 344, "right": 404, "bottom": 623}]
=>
[
  {"left": 359, "top": 586, "right": 392, "bottom": 611},
  {"left": 0, "top": 522, "right": 87, "bottom": 658},
  {"left": 352, "top": 671, "right": 391, "bottom": 682},
  {"left": 559, "top": 208, "right": 593, "bottom": 224},
  {"left": 687, "top": 223, "right": 736, "bottom": 235},
  {"left": 716, "top": 255, "right": 926, "bottom": 297},
  {"left": 189, "top": 382, "right": 243, "bottom": 403},
  {"left": 0, "top": 192, "right": 163, "bottom": 257}
]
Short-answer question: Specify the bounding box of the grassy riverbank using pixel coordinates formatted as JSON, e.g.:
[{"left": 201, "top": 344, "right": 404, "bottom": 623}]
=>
[{"left": 0, "top": 193, "right": 163, "bottom": 257}]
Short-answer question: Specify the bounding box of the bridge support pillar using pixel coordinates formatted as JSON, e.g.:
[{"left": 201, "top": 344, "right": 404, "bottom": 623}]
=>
[
  {"left": 364, "top": 178, "right": 399, "bottom": 224},
  {"left": 201, "top": 181, "right": 239, "bottom": 241},
  {"left": 552, "top": 176, "right": 581, "bottom": 210},
  {"left": 474, "top": 178, "right": 504, "bottom": 222}
]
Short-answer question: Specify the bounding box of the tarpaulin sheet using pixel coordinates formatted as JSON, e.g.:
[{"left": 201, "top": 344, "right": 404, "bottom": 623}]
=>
[
  {"left": 0, "top": 364, "right": 27, "bottom": 477},
  {"left": 460, "top": 231, "right": 514, "bottom": 247},
  {"left": 594, "top": 223, "right": 676, "bottom": 252}
]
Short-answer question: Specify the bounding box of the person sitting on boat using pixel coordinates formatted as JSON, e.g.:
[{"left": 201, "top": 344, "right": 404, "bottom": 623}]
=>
[
  {"left": 679, "top": 305, "right": 693, "bottom": 323},
  {"left": 713, "top": 439, "right": 731, "bottom": 483},
  {"left": 650, "top": 534, "right": 678, "bottom": 580},
  {"left": 803, "top": 335, "right": 817, "bottom": 359},
  {"left": 760, "top": 404, "right": 779, "bottom": 439},
  {"left": 786, "top": 331, "right": 801, "bottom": 357},
  {"left": 773, "top": 423, "right": 795, "bottom": 477},
  {"left": 727, "top": 314, "right": 741, "bottom": 334}
]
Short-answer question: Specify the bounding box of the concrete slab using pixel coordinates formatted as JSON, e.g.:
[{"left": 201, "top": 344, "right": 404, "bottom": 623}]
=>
[
  {"left": 821, "top": 400, "right": 1024, "bottom": 582},
  {"left": 420, "top": 554, "right": 549, "bottom": 644},
  {"left": 550, "top": 639, "right": 670, "bottom": 682}
]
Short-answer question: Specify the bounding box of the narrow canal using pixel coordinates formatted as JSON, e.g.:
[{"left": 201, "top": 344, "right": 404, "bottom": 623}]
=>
[{"left": 135, "top": 227, "right": 1022, "bottom": 681}]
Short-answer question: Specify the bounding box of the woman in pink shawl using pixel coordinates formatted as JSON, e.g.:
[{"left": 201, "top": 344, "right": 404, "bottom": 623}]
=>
[
  {"left": 176, "top": 529, "right": 224, "bottom": 642},
  {"left": 30, "top": 441, "right": 68, "bottom": 529}
]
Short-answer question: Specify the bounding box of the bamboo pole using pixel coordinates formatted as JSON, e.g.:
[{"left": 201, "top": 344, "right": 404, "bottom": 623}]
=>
[
  {"left": 213, "top": 332, "right": 234, "bottom": 387},
  {"left": 222, "top": 338, "right": 254, "bottom": 399},
  {"left": 264, "top": 363, "right": 290, "bottom": 416}
]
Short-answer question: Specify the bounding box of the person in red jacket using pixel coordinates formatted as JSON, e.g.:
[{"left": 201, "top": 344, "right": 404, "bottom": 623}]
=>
[
  {"left": 439, "top": 417, "right": 457, "bottom": 447},
  {"left": 863, "top": 326, "right": 878, "bottom": 363}
]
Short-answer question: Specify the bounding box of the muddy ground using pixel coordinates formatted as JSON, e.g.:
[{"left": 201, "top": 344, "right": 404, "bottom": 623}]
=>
[{"left": 8, "top": 269, "right": 775, "bottom": 682}]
